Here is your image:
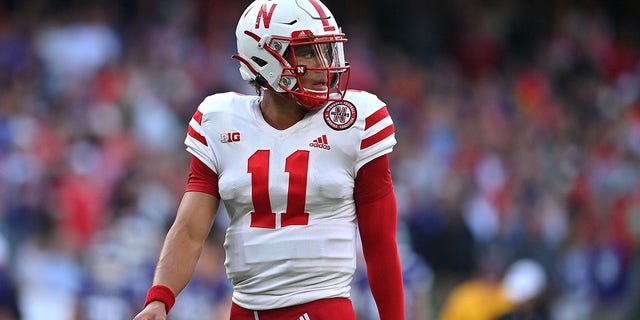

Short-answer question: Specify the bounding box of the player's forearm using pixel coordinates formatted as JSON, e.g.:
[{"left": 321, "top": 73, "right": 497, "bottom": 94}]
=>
[
  {"left": 152, "top": 191, "right": 219, "bottom": 295},
  {"left": 354, "top": 155, "right": 405, "bottom": 319},
  {"left": 358, "top": 190, "right": 406, "bottom": 320},
  {"left": 362, "top": 232, "right": 405, "bottom": 319},
  {"left": 152, "top": 223, "right": 205, "bottom": 295}
]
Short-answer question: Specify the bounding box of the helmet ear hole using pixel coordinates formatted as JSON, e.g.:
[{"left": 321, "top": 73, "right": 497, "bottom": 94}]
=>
[{"left": 251, "top": 56, "right": 268, "bottom": 67}]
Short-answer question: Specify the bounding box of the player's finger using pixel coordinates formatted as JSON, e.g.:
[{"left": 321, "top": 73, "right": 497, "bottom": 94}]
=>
[{"left": 133, "top": 311, "right": 165, "bottom": 320}]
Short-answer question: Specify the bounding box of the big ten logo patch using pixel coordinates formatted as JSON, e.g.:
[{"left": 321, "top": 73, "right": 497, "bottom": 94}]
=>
[{"left": 221, "top": 132, "right": 240, "bottom": 143}]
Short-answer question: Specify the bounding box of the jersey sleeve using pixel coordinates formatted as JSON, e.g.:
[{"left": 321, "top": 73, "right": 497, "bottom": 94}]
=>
[
  {"left": 354, "top": 92, "right": 397, "bottom": 172},
  {"left": 184, "top": 98, "right": 219, "bottom": 173},
  {"left": 185, "top": 155, "right": 220, "bottom": 197}
]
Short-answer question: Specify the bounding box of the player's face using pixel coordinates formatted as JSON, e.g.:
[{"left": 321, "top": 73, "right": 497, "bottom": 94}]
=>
[{"left": 291, "top": 43, "right": 336, "bottom": 92}]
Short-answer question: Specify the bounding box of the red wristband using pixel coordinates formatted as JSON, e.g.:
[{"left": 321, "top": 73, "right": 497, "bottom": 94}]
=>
[{"left": 144, "top": 285, "right": 176, "bottom": 314}]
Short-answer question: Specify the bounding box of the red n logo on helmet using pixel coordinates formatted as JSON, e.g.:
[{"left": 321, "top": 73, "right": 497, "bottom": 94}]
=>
[{"left": 255, "top": 4, "right": 277, "bottom": 29}]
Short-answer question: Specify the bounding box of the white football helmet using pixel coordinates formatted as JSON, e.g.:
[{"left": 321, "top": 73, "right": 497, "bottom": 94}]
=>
[{"left": 234, "top": 0, "right": 350, "bottom": 110}]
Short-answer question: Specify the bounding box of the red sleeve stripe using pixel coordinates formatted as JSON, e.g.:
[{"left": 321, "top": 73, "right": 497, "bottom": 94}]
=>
[
  {"left": 188, "top": 125, "right": 208, "bottom": 146},
  {"left": 360, "top": 124, "right": 394, "bottom": 150},
  {"left": 193, "top": 110, "right": 204, "bottom": 124},
  {"left": 365, "top": 106, "right": 389, "bottom": 130},
  {"left": 188, "top": 110, "right": 207, "bottom": 146}
]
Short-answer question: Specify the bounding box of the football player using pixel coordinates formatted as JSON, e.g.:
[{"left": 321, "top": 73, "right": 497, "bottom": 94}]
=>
[{"left": 133, "top": 0, "right": 405, "bottom": 319}]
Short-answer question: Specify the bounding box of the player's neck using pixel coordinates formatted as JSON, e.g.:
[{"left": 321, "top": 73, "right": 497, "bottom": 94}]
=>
[{"left": 260, "top": 92, "right": 307, "bottom": 130}]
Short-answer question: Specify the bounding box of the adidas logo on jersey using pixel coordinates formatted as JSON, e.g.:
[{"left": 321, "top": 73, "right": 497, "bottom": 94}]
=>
[
  {"left": 309, "top": 135, "right": 331, "bottom": 150},
  {"left": 298, "top": 313, "right": 311, "bottom": 320}
]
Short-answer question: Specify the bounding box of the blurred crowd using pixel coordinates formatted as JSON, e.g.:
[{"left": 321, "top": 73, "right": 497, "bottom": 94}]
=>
[{"left": 1, "top": 0, "right": 639, "bottom": 319}]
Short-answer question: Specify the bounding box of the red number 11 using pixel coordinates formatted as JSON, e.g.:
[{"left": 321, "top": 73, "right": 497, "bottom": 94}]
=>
[{"left": 247, "top": 150, "right": 310, "bottom": 228}]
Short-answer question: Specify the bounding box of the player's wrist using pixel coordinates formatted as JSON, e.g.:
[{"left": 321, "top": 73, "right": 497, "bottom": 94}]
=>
[{"left": 144, "top": 284, "right": 176, "bottom": 314}]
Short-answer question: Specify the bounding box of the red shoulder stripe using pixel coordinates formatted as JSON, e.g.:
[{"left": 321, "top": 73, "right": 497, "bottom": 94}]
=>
[
  {"left": 360, "top": 124, "right": 394, "bottom": 150},
  {"left": 193, "top": 110, "right": 203, "bottom": 124},
  {"left": 188, "top": 126, "right": 208, "bottom": 146},
  {"left": 365, "top": 106, "right": 389, "bottom": 130},
  {"left": 188, "top": 110, "right": 208, "bottom": 146}
]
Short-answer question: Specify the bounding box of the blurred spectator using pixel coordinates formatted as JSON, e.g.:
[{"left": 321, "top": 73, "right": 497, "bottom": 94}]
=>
[
  {"left": 497, "top": 258, "right": 550, "bottom": 320},
  {"left": 0, "top": 233, "right": 20, "bottom": 320},
  {"left": 440, "top": 257, "right": 549, "bottom": 320},
  {"left": 14, "top": 214, "right": 82, "bottom": 320},
  {"left": 438, "top": 248, "right": 513, "bottom": 320},
  {"left": 74, "top": 241, "right": 137, "bottom": 320}
]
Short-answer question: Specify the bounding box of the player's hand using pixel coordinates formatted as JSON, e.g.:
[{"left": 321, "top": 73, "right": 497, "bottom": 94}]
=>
[{"left": 132, "top": 301, "right": 167, "bottom": 320}]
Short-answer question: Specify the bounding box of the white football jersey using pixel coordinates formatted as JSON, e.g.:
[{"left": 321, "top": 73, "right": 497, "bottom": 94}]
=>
[{"left": 184, "top": 90, "right": 396, "bottom": 309}]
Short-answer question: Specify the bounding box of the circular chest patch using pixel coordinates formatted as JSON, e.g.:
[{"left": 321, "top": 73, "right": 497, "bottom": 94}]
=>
[{"left": 324, "top": 100, "right": 357, "bottom": 130}]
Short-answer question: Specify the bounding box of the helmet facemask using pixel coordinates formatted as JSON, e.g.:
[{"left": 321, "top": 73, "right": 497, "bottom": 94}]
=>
[
  {"left": 233, "top": 0, "right": 351, "bottom": 110},
  {"left": 277, "top": 33, "right": 350, "bottom": 110}
]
